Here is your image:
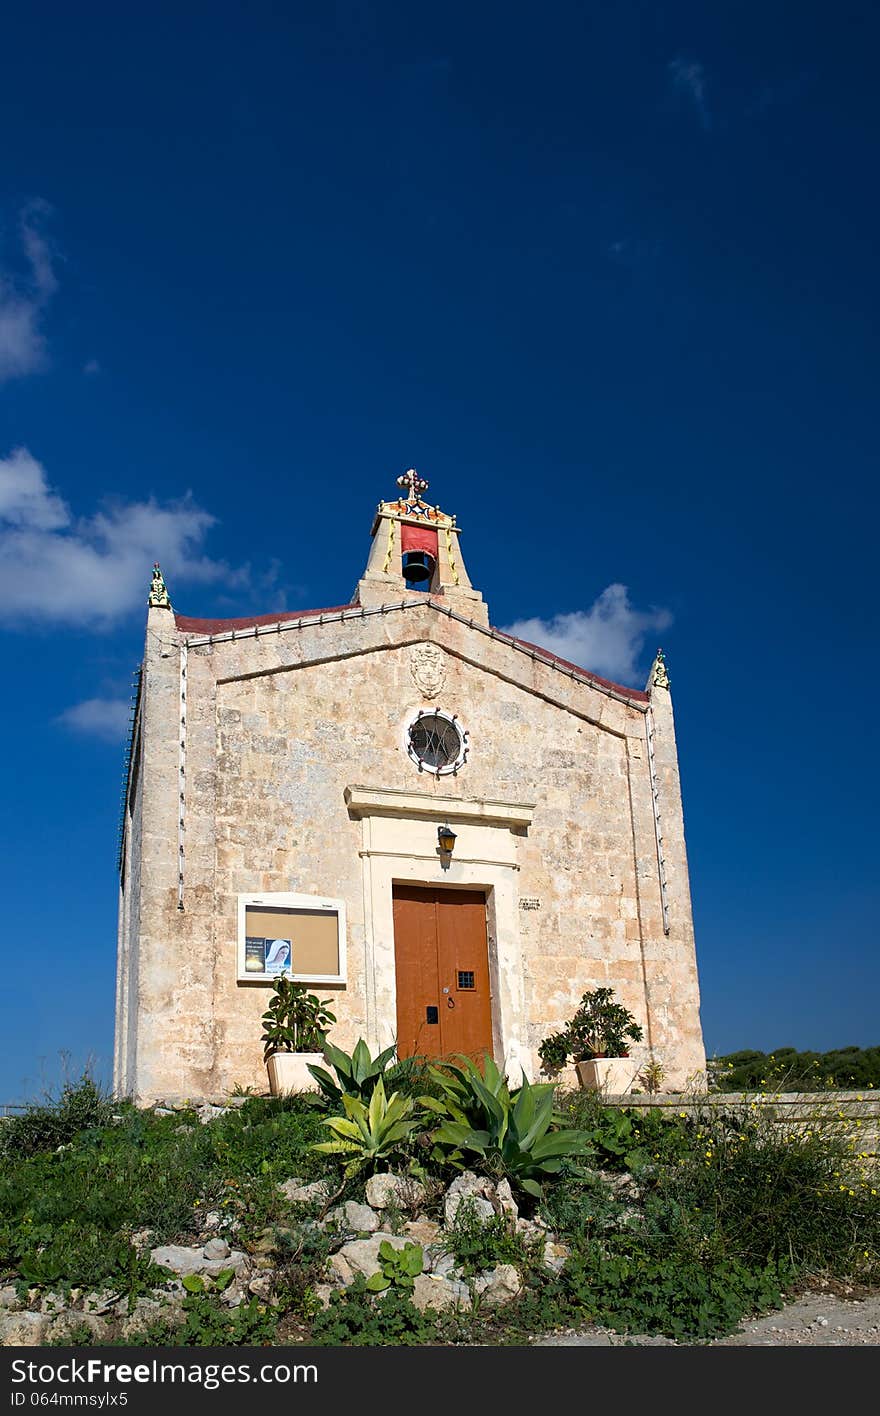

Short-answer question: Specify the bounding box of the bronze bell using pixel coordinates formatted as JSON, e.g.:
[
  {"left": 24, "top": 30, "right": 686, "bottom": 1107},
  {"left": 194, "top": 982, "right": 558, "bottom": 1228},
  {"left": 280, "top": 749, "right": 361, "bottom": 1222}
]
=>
[{"left": 402, "top": 549, "right": 436, "bottom": 586}]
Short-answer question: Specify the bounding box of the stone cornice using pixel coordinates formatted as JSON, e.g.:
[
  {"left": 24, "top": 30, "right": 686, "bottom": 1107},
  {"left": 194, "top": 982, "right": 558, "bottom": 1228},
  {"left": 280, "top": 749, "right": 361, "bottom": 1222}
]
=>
[{"left": 344, "top": 785, "right": 535, "bottom": 827}]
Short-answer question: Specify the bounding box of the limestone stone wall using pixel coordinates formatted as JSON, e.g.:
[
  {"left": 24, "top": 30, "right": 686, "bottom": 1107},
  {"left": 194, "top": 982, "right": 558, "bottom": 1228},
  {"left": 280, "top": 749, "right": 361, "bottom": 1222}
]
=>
[{"left": 115, "top": 599, "right": 705, "bottom": 1101}]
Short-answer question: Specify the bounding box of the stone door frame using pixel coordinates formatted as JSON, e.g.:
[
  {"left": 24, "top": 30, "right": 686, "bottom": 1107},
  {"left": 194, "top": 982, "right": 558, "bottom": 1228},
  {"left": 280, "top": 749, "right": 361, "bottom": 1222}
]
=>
[{"left": 344, "top": 786, "right": 535, "bottom": 1083}]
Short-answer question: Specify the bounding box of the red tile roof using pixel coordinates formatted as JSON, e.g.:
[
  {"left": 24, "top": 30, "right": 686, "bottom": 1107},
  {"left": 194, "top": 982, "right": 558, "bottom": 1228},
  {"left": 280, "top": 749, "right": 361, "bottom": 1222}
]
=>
[
  {"left": 173, "top": 604, "right": 353, "bottom": 634},
  {"left": 174, "top": 601, "right": 648, "bottom": 701}
]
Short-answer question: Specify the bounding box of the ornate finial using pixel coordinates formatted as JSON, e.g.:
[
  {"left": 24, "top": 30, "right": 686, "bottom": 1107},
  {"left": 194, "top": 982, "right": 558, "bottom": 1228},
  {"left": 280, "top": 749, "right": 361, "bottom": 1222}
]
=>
[
  {"left": 651, "top": 648, "right": 670, "bottom": 690},
  {"left": 396, "top": 467, "right": 428, "bottom": 503},
  {"left": 148, "top": 562, "right": 172, "bottom": 609}
]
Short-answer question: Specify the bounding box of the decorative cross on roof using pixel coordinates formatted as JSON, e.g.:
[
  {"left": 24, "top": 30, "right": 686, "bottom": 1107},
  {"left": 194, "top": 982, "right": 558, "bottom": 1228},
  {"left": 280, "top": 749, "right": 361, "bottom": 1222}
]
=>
[{"left": 396, "top": 467, "right": 428, "bottom": 503}]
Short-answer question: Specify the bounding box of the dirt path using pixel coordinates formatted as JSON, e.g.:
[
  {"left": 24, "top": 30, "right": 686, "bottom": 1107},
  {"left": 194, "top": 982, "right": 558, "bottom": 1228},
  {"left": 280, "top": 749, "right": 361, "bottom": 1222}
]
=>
[{"left": 536, "top": 1287, "right": 880, "bottom": 1346}]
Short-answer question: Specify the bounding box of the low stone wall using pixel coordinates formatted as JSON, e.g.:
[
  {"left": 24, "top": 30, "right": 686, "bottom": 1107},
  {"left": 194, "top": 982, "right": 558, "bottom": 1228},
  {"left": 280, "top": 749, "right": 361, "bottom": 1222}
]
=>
[{"left": 601, "top": 1090, "right": 880, "bottom": 1160}]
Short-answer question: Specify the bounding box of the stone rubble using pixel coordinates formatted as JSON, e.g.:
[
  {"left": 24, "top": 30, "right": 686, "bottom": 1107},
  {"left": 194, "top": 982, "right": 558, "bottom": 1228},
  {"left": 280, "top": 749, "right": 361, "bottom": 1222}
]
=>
[{"left": 0, "top": 1168, "right": 572, "bottom": 1346}]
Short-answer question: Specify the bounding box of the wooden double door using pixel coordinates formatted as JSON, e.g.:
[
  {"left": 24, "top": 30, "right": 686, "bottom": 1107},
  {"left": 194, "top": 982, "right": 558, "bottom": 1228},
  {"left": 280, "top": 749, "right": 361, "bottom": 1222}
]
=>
[{"left": 392, "top": 884, "right": 493, "bottom": 1063}]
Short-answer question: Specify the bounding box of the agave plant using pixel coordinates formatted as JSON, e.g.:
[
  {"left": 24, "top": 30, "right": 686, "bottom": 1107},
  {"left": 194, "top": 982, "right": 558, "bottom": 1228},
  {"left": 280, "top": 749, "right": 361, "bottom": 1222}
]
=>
[
  {"left": 311, "top": 1077, "right": 421, "bottom": 1178},
  {"left": 307, "top": 1038, "right": 399, "bottom": 1106},
  {"left": 420, "top": 1054, "right": 592, "bottom": 1198}
]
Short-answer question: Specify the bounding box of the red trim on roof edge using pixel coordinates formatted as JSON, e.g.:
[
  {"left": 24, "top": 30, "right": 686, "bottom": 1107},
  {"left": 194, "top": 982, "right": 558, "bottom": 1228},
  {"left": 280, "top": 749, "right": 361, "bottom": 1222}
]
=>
[
  {"left": 495, "top": 629, "right": 650, "bottom": 702},
  {"left": 173, "top": 600, "right": 649, "bottom": 700},
  {"left": 174, "top": 604, "right": 354, "bottom": 634}
]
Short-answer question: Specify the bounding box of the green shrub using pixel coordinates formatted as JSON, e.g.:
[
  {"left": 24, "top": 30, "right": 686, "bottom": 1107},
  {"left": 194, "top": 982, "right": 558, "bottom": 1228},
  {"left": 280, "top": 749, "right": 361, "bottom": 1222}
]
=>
[
  {"left": 562, "top": 1236, "right": 792, "bottom": 1340},
  {"left": 126, "top": 1296, "right": 278, "bottom": 1347},
  {"left": 710, "top": 1046, "right": 880, "bottom": 1092},
  {"left": 421, "top": 1056, "right": 592, "bottom": 1198},
  {"left": 538, "top": 988, "right": 644, "bottom": 1073},
  {"left": 656, "top": 1101, "right": 880, "bottom": 1279},
  {"left": 0, "top": 1092, "right": 330, "bottom": 1293},
  {"left": 557, "top": 1091, "right": 694, "bottom": 1171},
  {"left": 0, "top": 1077, "right": 116, "bottom": 1159}
]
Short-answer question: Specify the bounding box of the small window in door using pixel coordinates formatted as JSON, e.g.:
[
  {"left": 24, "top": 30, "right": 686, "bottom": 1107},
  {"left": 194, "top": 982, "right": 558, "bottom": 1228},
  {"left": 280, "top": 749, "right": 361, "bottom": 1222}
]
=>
[{"left": 457, "top": 970, "right": 476, "bottom": 991}]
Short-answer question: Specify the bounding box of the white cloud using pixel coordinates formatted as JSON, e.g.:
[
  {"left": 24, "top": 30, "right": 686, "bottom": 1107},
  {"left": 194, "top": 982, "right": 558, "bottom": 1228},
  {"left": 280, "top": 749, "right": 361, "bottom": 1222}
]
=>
[
  {"left": 0, "top": 203, "right": 57, "bottom": 383},
  {"left": 501, "top": 584, "right": 672, "bottom": 686},
  {"left": 669, "top": 57, "right": 710, "bottom": 129},
  {"left": 56, "top": 697, "right": 131, "bottom": 742},
  {"left": 0, "top": 447, "right": 243, "bottom": 626},
  {"left": 0, "top": 447, "right": 69, "bottom": 529}
]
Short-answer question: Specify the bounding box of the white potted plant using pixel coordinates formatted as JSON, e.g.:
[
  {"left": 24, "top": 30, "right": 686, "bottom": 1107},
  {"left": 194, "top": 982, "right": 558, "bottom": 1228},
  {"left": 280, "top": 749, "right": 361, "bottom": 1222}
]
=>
[
  {"left": 538, "top": 987, "right": 644, "bottom": 1093},
  {"left": 260, "top": 975, "right": 336, "bottom": 1095}
]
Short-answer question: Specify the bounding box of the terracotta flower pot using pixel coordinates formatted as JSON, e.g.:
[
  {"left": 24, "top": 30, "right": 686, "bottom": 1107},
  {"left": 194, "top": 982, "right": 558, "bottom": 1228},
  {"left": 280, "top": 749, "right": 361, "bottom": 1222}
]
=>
[
  {"left": 265, "top": 1051, "right": 324, "bottom": 1095},
  {"left": 575, "top": 1057, "right": 639, "bottom": 1094}
]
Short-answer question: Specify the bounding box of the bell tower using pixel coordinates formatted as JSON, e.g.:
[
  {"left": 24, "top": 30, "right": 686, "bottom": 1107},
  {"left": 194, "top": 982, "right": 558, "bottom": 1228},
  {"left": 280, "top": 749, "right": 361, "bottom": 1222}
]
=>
[{"left": 356, "top": 469, "right": 489, "bottom": 625}]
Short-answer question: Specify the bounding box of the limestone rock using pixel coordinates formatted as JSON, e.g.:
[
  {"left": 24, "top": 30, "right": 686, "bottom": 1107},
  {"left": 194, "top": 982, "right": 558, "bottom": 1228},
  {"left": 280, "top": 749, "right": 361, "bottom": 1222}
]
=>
[
  {"left": 444, "top": 1171, "right": 496, "bottom": 1227},
  {"left": 0, "top": 1311, "right": 51, "bottom": 1346},
  {"left": 198, "top": 1104, "right": 230, "bottom": 1124},
  {"left": 0, "top": 1285, "right": 23, "bottom": 1312},
  {"left": 247, "top": 1274, "right": 276, "bottom": 1302},
  {"left": 411, "top": 1272, "right": 472, "bottom": 1312},
  {"left": 473, "top": 1263, "right": 522, "bottom": 1307},
  {"left": 364, "top": 1172, "right": 426, "bottom": 1211},
  {"left": 404, "top": 1218, "right": 441, "bottom": 1245},
  {"left": 278, "top": 1178, "right": 331, "bottom": 1206},
  {"left": 120, "top": 1296, "right": 184, "bottom": 1341},
  {"left": 327, "top": 1201, "right": 379, "bottom": 1234},
  {"left": 46, "top": 1311, "right": 110, "bottom": 1344},
  {"left": 203, "top": 1237, "right": 231, "bottom": 1260},
  {"left": 424, "top": 1247, "right": 456, "bottom": 1277},
  {"left": 39, "top": 1290, "right": 66, "bottom": 1314},
  {"left": 130, "top": 1227, "right": 155, "bottom": 1252},
  {"left": 331, "top": 1233, "right": 416, "bottom": 1283},
  {"left": 250, "top": 1229, "right": 279, "bottom": 1255},
  {"left": 82, "top": 1290, "right": 121, "bottom": 1315},
  {"left": 542, "top": 1241, "right": 571, "bottom": 1276},
  {"left": 150, "top": 1243, "right": 248, "bottom": 1278},
  {"left": 327, "top": 1252, "right": 354, "bottom": 1287},
  {"left": 203, "top": 1210, "right": 223, "bottom": 1230},
  {"left": 250, "top": 1255, "right": 276, "bottom": 1272},
  {"left": 313, "top": 1283, "right": 334, "bottom": 1310},
  {"left": 495, "top": 1179, "right": 518, "bottom": 1222},
  {"left": 150, "top": 1244, "right": 205, "bottom": 1276}
]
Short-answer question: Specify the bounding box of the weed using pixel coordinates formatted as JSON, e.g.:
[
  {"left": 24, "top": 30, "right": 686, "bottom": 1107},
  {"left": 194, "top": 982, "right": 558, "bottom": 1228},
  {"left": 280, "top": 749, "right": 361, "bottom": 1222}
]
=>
[
  {"left": 437, "top": 1198, "right": 536, "bottom": 1277},
  {"left": 310, "top": 1278, "right": 443, "bottom": 1345},
  {"left": 563, "top": 1236, "right": 793, "bottom": 1340}
]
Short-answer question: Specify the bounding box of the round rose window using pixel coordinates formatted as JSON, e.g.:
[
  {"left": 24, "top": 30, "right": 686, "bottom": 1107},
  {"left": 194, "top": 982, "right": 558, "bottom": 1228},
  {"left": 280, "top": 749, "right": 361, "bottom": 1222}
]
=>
[{"left": 406, "top": 710, "right": 468, "bottom": 776}]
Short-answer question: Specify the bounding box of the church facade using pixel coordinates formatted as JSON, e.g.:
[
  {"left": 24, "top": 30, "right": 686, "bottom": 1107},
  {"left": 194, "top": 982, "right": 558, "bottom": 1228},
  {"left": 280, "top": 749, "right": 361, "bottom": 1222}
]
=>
[{"left": 114, "top": 471, "right": 705, "bottom": 1102}]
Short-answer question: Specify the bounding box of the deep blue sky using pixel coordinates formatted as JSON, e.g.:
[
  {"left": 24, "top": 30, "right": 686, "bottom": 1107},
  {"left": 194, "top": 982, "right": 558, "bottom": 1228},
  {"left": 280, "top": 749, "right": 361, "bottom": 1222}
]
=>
[{"left": 1, "top": 3, "right": 877, "bottom": 1102}]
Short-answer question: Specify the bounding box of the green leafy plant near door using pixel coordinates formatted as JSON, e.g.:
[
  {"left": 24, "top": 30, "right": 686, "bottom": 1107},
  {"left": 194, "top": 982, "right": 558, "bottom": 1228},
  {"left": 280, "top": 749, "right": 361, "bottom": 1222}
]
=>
[
  {"left": 538, "top": 987, "right": 644, "bottom": 1073},
  {"left": 260, "top": 978, "right": 336, "bottom": 1059}
]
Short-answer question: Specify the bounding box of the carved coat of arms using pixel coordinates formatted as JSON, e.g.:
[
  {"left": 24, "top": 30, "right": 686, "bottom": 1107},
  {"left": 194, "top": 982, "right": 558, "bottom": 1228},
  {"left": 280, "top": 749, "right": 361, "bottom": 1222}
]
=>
[{"left": 410, "top": 643, "right": 446, "bottom": 699}]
